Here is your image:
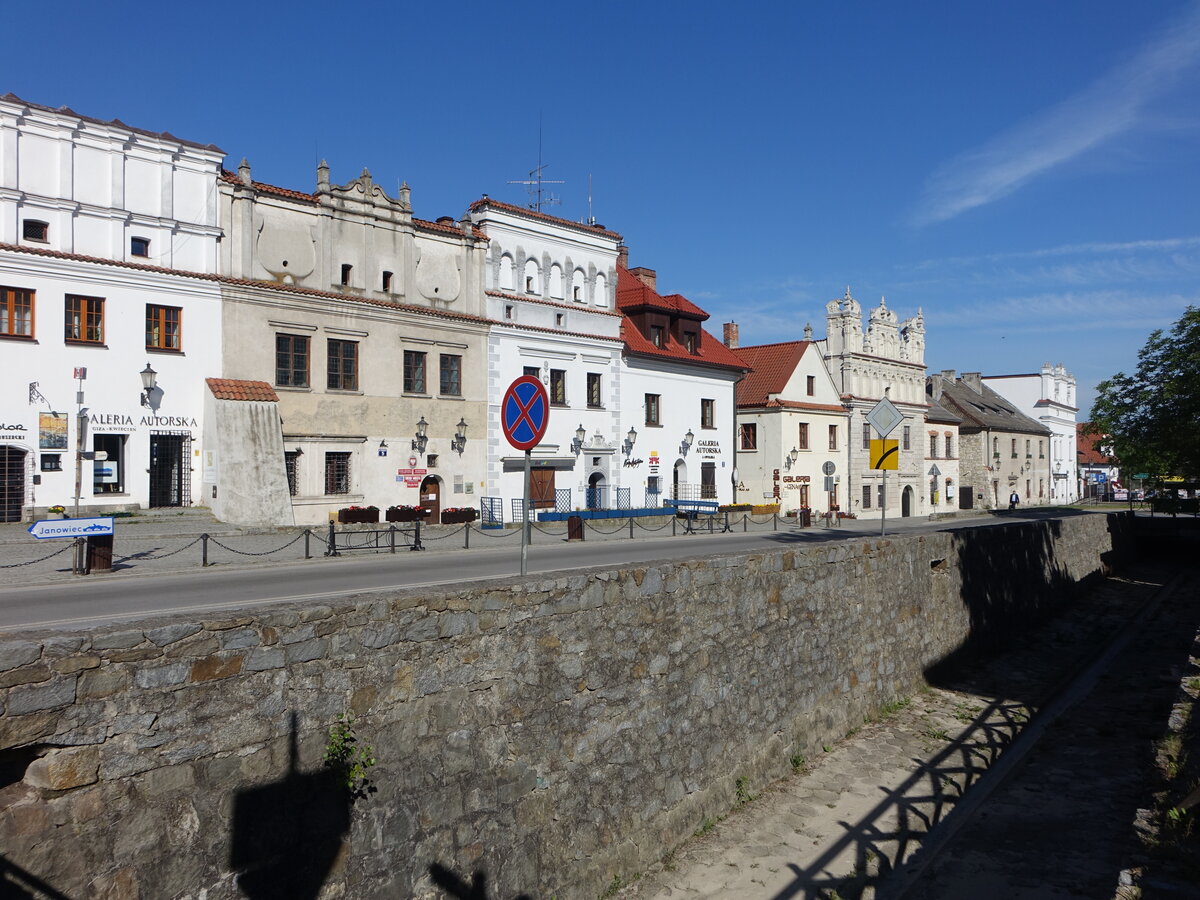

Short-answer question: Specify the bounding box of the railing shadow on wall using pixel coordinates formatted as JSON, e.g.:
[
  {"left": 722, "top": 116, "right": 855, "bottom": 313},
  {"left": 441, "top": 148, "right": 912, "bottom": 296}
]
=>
[
  {"left": 228, "top": 712, "right": 351, "bottom": 900},
  {"left": 0, "top": 855, "right": 76, "bottom": 899}
]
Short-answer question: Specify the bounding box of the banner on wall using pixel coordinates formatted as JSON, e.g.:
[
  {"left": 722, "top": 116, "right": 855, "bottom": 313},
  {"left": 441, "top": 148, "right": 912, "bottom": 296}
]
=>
[{"left": 39, "top": 412, "right": 68, "bottom": 449}]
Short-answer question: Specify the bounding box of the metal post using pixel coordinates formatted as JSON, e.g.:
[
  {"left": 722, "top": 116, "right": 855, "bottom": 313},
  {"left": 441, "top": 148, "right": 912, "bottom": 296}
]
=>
[
  {"left": 201, "top": 533, "right": 209, "bottom": 567},
  {"left": 672, "top": 515, "right": 677, "bottom": 537},
  {"left": 464, "top": 525, "right": 470, "bottom": 550},
  {"left": 773, "top": 511, "right": 778, "bottom": 531},
  {"left": 304, "top": 528, "right": 311, "bottom": 560},
  {"left": 629, "top": 517, "right": 634, "bottom": 539},
  {"left": 743, "top": 513, "right": 748, "bottom": 532},
  {"left": 520, "top": 449, "right": 531, "bottom": 576},
  {"left": 389, "top": 525, "right": 396, "bottom": 553},
  {"left": 411, "top": 520, "right": 424, "bottom": 551},
  {"left": 327, "top": 521, "right": 337, "bottom": 557},
  {"left": 881, "top": 469, "right": 887, "bottom": 537}
]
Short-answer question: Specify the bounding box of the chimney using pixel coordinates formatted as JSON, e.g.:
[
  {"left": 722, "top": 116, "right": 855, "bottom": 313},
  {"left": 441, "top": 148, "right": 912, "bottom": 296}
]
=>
[
  {"left": 961, "top": 372, "right": 982, "bottom": 392},
  {"left": 928, "top": 373, "right": 943, "bottom": 399},
  {"left": 237, "top": 157, "right": 252, "bottom": 186},
  {"left": 629, "top": 266, "right": 656, "bottom": 291},
  {"left": 617, "top": 244, "right": 629, "bottom": 269},
  {"left": 723, "top": 322, "right": 739, "bottom": 348}
]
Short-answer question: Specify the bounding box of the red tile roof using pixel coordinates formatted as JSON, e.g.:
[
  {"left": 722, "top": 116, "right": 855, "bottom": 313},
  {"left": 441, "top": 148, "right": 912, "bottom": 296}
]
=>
[
  {"left": 2, "top": 93, "right": 224, "bottom": 153},
  {"left": 735, "top": 341, "right": 810, "bottom": 407},
  {"left": 1076, "top": 422, "right": 1113, "bottom": 464},
  {"left": 468, "top": 197, "right": 623, "bottom": 241},
  {"left": 763, "top": 399, "right": 847, "bottom": 413},
  {"left": 206, "top": 379, "right": 279, "bottom": 402},
  {"left": 614, "top": 268, "right": 748, "bottom": 372}
]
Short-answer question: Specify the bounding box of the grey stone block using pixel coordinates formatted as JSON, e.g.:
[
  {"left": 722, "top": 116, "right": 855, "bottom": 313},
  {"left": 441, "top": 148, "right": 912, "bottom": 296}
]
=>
[
  {"left": 8, "top": 677, "right": 77, "bottom": 715},
  {"left": 0, "top": 640, "right": 42, "bottom": 672}
]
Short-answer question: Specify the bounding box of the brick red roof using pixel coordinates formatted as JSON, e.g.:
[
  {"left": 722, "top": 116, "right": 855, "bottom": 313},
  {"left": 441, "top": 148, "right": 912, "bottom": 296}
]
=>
[
  {"left": 2, "top": 93, "right": 223, "bottom": 153},
  {"left": 468, "top": 197, "right": 623, "bottom": 241},
  {"left": 614, "top": 268, "right": 747, "bottom": 372},
  {"left": 206, "top": 379, "right": 279, "bottom": 402},
  {"left": 1077, "top": 422, "right": 1113, "bottom": 464},
  {"left": 735, "top": 341, "right": 810, "bottom": 407}
]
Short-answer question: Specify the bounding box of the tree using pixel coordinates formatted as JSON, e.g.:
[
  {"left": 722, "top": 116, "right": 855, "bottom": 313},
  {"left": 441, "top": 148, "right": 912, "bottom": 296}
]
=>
[{"left": 1091, "top": 306, "right": 1200, "bottom": 478}]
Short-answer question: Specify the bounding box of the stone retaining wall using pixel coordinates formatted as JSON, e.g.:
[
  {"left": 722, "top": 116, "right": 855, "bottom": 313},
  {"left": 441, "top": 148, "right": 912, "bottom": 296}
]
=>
[{"left": 0, "top": 513, "right": 1128, "bottom": 899}]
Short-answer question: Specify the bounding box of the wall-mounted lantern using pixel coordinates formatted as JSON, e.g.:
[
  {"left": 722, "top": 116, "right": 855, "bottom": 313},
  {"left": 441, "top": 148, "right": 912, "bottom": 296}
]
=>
[
  {"left": 452, "top": 418, "right": 468, "bottom": 455},
  {"left": 411, "top": 416, "right": 429, "bottom": 454},
  {"left": 139, "top": 363, "right": 157, "bottom": 407}
]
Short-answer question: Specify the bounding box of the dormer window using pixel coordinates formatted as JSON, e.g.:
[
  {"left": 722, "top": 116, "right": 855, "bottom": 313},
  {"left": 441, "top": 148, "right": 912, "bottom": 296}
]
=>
[
  {"left": 650, "top": 325, "right": 664, "bottom": 348},
  {"left": 130, "top": 237, "right": 150, "bottom": 258},
  {"left": 22, "top": 220, "right": 48, "bottom": 242},
  {"left": 683, "top": 332, "right": 697, "bottom": 354}
]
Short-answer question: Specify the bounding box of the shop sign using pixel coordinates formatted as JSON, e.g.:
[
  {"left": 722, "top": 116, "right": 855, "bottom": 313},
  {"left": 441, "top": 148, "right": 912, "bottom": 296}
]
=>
[
  {"left": 695, "top": 440, "right": 721, "bottom": 457},
  {"left": 0, "top": 422, "right": 28, "bottom": 441}
]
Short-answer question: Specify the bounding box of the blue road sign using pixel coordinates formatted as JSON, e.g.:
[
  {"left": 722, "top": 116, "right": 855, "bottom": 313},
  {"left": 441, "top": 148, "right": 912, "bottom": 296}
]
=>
[
  {"left": 501, "top": 375, "right": 550, "bottom": 451},
  {"left": 28, "top": 517, "right": 115, "bottom": 540}
]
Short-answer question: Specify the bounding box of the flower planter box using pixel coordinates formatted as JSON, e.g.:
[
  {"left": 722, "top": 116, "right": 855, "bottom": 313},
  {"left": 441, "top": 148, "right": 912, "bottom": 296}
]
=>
[
  {"left": 440, "top": 509, "right": 478, "bottom": 525},
  {"left": 385, "top": 508, "right": 428, "bottom": 523},
  {"left": 338, "top": 508, "right": 379, "bottom": 524}
]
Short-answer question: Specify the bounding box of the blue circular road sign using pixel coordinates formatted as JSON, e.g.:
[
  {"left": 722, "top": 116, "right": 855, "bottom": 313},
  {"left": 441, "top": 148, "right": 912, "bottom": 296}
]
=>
[{"left": 501, "top": 375, "right": 550, "bottom": 451}]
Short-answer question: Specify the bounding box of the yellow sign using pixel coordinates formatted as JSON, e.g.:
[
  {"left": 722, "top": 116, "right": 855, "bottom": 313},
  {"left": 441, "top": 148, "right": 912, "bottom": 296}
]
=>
[{"left": 870, "top": 439, "right": 899, "bottom": 470}]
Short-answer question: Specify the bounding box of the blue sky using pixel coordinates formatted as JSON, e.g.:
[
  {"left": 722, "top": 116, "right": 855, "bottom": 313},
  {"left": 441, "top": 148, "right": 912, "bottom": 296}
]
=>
[{"left": 5, "top": 1, "right": 1198, "bottom": 416}]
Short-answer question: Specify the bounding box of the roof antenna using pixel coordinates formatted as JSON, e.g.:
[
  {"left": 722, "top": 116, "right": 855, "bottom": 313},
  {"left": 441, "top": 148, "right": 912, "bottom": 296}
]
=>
[
  {"left": 507, "top": 112, "right": 563, "bottom": 212},
  {"left": 586, "top": 174, "right": 596, "bottom": 225}
]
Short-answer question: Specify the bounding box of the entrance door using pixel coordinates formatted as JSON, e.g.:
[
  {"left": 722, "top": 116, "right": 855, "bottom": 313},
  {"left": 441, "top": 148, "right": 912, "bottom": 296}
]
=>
[
  {"left": 901, "top": 485, "right": 913, "bottom": 517},
  {"left": 673, "top": 460, "right": 687, "bottom": 500},
  {"left": 0, "top": 447, "right": 26, "bottom": 523},
  {"left": 529, "top": 468, "right": 556, "bottom": 509},
  {"left": 701, "top": 462, "right": 716, "bottom": 499},
  {"left": 419, "top": 476, "right": 441, "bottom": 523},
  {"left": 149, "top": 433, "right": 191, "bottom": 508},
  {"left": 586, "top": 472, "right": 605, "bottom": 510}
]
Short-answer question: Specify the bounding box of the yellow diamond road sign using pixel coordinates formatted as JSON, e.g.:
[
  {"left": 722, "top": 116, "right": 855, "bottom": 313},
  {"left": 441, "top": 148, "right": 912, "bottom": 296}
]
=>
[{"left": 871, "top": 439, "right": 899, "bottom": 470}]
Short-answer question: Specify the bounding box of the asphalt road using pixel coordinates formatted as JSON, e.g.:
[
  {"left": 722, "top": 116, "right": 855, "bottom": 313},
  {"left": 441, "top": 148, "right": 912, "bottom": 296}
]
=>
[{"left": 0, "top": 510, "right": 1104, "bottom": 633}]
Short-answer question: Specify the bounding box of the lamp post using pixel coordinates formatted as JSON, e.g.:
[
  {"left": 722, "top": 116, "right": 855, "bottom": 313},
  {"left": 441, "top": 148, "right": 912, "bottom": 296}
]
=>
[
  {"left": 452, "top": 418, "right": 468, "bottom": 455},
  {"left": 411, "top": 416, "right": 428, "bottom": 454}
]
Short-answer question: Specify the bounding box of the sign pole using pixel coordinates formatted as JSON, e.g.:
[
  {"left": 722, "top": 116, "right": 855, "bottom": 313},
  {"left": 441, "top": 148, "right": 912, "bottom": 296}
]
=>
[
  {"left": 881, "top": 468, "right": 886, "bottom": 537},
  {"left": 521, "top": 449, "right": 531, "bottom": 576}
]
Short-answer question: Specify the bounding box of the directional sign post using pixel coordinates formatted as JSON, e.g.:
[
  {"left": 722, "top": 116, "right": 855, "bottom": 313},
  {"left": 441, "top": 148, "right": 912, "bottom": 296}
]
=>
[
  {"left": 866, "top": 397, "right": 904, "bottom": 537},
  {"left": 501, "top": 375, "right": 550, "bottom": 576},
  {"left": 27, "top": 517, "right": 114, "bottom": 540}
]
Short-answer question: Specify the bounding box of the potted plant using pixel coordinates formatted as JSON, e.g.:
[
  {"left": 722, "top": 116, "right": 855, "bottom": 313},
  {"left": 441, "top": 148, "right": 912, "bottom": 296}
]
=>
[
  {"left": 440, "top": 506, "right": 478, "bottom": 525},
  {"left": 47, "top": 505, "right": 67, "bottom": 519},
  {"left": 385, "top": 504, "right": 429, "bottom": 523},
  {"left": 338, "top": 505, "right": 379, "bottom": 524}
]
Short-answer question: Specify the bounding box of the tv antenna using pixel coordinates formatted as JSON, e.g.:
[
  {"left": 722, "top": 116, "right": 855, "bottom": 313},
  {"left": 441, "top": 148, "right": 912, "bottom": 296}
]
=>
[
  {"left": 507, "top": 116, "right": 563, "bottom": 212},
  {"left": 586, "top": 174, "right": 596, "bottom": 225}
]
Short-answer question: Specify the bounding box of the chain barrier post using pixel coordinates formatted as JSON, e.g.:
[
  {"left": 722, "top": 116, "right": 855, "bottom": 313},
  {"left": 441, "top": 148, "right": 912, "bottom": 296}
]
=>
[
  {"left": 388, "top": 525, "right": 396, "bottom": 553},
  {"left": 629, "top": 517, "right": 634, "bottom": 539},
  {"left": 201, "top": 533, "right": 209, "bottom": 567},
  {"left": 304, "top": 529, "right": 311, "bottom": 559},
  {"left": 773, "top": 511, "right": 778, "bottom": 531},
  {"left": 410, "top": 520, "right": 424, "bottom": 551},
  {"left": 327, "top": 522, "right": 337, "bottom": 557},
  {"left": 743, "top": 513, "right": 748, "bottom": 532},
  {"left": 672, "top": 515, "right": 677, "bottom": 537},
  {"left": 464, "top": 525, "right": 470, "bottom": 550}
]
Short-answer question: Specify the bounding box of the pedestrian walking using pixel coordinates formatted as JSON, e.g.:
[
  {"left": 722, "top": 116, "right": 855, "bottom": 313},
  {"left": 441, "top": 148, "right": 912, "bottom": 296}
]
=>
[{"left": 1009, "top": 491, "right": 1020, "bottom": 510}]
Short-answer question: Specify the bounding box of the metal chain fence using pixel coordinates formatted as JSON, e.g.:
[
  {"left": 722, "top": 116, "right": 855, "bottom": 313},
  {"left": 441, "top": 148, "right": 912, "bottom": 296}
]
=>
[{"left": 0, "top": 540, "right": 77, "bottom": 568}]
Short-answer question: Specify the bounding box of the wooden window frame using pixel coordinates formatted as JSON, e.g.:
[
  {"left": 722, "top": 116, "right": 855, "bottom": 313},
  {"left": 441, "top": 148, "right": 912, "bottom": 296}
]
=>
[
  {"left": 549, "top": 369, "right": 567, "bottom": 405},
  {"left": 403, "top": 350, "right": 427, "bottom": 394},
  {"left": 645, "top": 393, "right": 661, "bottom": 427},
  {"left": 700, "top": 398, "right": 714, "bottom": 429},
  {"left": 327, "top": 339, "right": 359, "bottom": 391},
  {"left": 587, "top": 372, "right": 602, "bottom": 408},
  {"left": 65, "top": 295, "right": 104, "bottom": 344},
  {"left": 146, "top": 304, "right": 182, "bottom": 351},
  {"left": 739, "top": 422, "right": 757, "bottom": 450},
  {"left": 439, "top": 354, "right": 462, "bottom": 397},
  {"left": 0, "top": 286, "right": 34, "bottom": 338},
  {"left": 798, "top": 422, "right": 809, "bottom": 450},
  {"left": 275, "top": 333, "right": 310, "bottom": 387}
]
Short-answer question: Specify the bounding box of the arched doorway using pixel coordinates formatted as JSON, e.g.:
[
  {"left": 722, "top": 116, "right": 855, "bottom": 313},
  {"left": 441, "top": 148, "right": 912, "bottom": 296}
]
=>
[
  {"left": 419, "top": 476, "right": 441, "bottom": 524},
  {"left": 901, "top": 485, "right": 913, "bottom": 517},
  {"left": 586, "top": 472, "right": 606, "bottom": 510},
  {"left": 673, "top": 460, "right": 687, "bottom": 500},
  {"left": 0, "top": 447, "right": 27, "bottom": 523}
]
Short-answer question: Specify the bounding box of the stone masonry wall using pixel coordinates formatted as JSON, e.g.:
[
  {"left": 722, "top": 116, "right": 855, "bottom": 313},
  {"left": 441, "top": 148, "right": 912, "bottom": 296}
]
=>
[{"left": 0, "top": 514, "right": 1128, "bottom": 899}]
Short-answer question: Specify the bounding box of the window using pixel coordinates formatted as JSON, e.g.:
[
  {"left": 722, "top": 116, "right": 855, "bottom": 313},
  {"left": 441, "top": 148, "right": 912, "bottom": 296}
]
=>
[
  {"left": 806, "top": 375, "right": 815, "bottom": 397},
  {"left": 427, "top": 453, "right": 439, "bottom": 468},
  {"left": 340, "top": 264, "right": 353, "bottom": 287},
  {"left": 275, "top": 334, "right": 310, "bottom": 387},
  {"left": 701, "top": 462, "right": 716, "bottom": 499},
  {"left": 993, "top": 437, "right": 999, "bottom": 456},
  {"left": 645, "top": 393, "right": 661, "bottom": 427},
  {"left": 930, "top": 434, "right": 938, "bottom": 458},
  {"left": 683, "top": 331, "right": 697, "bottom": 354},
  {"left": 701, "top": 399, "right": 714, "bottom": 428},
  {"left": 40, "top": 454, "right": 62, "bottom": 472},
  {"left": 1, "top": 286, "right": 34, "bottom": 338},
  {"left": 523, "top": 365, "right": 540, "bottom": 378},
  {"left": 555, "top": 313, "right": 565, "bottom": 327},
  {"left": 65, "top": 295, "right": 104, "bottom": 343},
  {"left": 1038, "top": 440, "right": 1044, "bottom": 459},
  {"left": 382, "top": 271, "right": 393, "bottom": 292},
  {"left": 739, "top": 423, "right": 757, "bottom": 450},
  {"left": 862, "top": 485, "right": 872, "bottom": 508},
  {"left": 1011, "top": 438, "right": 1017, "bottom": 458},
  {"left": 505, "top": 305, "right": 514, "bottom": 320},
  {"left": 146, "top": 305, "right": 181, "bottom": 351},
  {"left": 650, "top": 325, "right": 664, "bottom": 348},
  {"left": 573, "top": 285, "right": 581, "bottom": 301},
  {"left": 404, "top": 350, "right": 427, "bottom": 393},
  {"left": 324, "top": 452, "right": 350, "bottom": 494},
  {"left": 22, "top": 220, "right": 48, "bottom": 242},
  {"left": 549, "top": 369, "right": 566, "bottom": 405},
  {"left": 798, "top": 422, "right": 809, "bottom": 450},
  {"left": 877, "top": 484, "right": 885, "bottom": 508},
  {"left": 945, "top": 434, "right": 953, "bottom": 458},
  {"left": 1025, "top": 439, "right": 1031, "bottom": 458},
  {"left": 902, "top": 425, "right": 911, "bottom": 451},
  {"left": 92, "top": 434, "right": 125, "bottom": 494},
  {"left": 131, "top": 237, "right": 150, "bottom": 257},
  {"left": 828, "top": 424, "right": 838, "bottom": 450},
  {"left": 587, "top": 373, "right": 602, "bottom": 408},
  {"left": 284, "top": 451, "right": 300, "bottom": 496},
  {"left": 327, "top": 339, "right": 358, "bottom": 391},
  {"left": 439, "top": 354, "right": 462, "bottom": 396},
  {"left": 862, "top": 422, "right": 870, "bottom": 449}
]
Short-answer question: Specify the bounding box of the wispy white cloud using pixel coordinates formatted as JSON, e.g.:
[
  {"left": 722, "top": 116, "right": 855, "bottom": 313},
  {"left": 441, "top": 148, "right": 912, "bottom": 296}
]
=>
[
  {"left": 931, "top": 289, "right": 1194, "bottom": 330},
  {"left": 912, "top": 5, "right": 1200, "bottom": 226}
]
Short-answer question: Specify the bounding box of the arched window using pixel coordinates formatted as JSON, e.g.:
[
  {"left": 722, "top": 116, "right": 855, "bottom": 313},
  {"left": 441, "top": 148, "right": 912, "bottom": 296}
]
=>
[
  {"left": 498, "top": 255, "right": 515, "bottom": 291},
  {"left": 524, "top": 259, "right": 540, "bottom": 294},
  {"left": 593, "top": 272, "right": 607, "bottom": 307},
  {"left": 571, "top": 268, "right": 586, "bottom": 302},
  {"left": 549, "top": 263, "right": 564, "bottom": 299}
]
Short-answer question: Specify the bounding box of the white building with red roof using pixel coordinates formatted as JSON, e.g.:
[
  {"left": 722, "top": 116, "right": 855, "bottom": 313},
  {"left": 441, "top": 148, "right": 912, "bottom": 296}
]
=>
[
  {"left": 729, "top": 332, "right": 847, "bottom": 514},
  {"left": 0, "top": 93, "right": 225, "bottom": 521},
  {"left": 617, "top": 261, "right": 749, "bottom": 505}
]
